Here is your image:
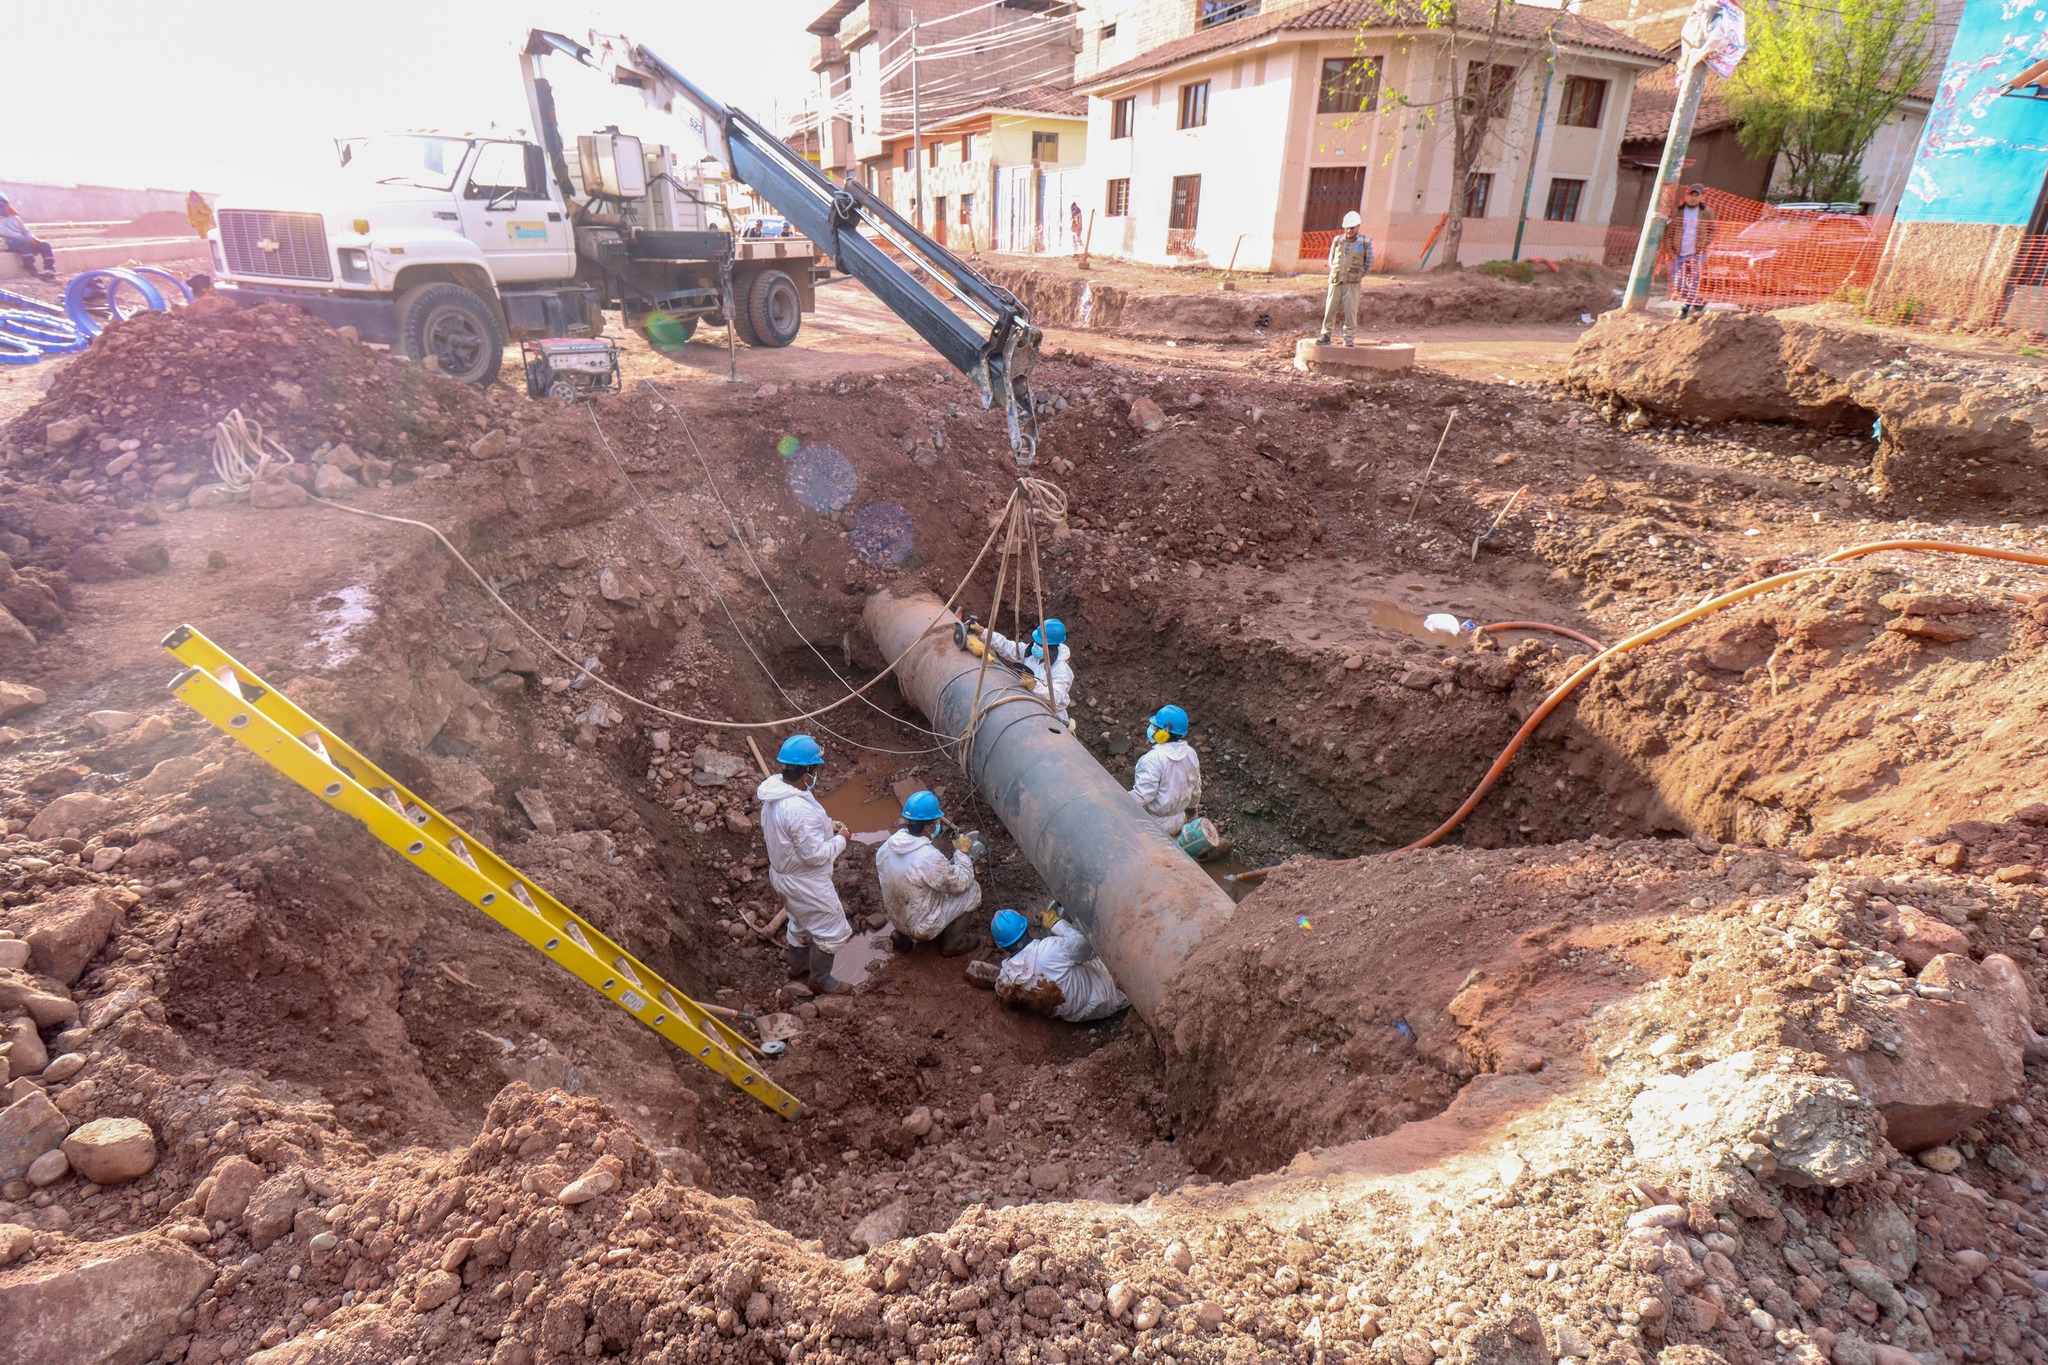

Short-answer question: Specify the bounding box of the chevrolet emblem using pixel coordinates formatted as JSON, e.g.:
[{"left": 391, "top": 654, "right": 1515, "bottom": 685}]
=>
[{"left": 256, "top": 238, "right": 281, "bottom": 253}]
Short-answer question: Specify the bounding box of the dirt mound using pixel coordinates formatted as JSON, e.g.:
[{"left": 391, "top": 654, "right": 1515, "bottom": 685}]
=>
[
  {"left": 0, "top": 295, "right": 491, "bottom": 499},
  {"left": 984, "top": 265, "right": 1616, "bottom": 343},
  {"left": 1566, "top": 311, "right": 2048, "bottom": 513}
]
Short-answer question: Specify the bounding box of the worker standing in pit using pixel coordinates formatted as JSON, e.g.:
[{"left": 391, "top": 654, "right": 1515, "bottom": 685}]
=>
[
  {"left": 756, "top": 735, "right": 854, "bottom": 994},
  {"left": 975, "top": 908, "right": 1129, "bottom": 1023},
  {"left": 875, "top": 790, "right": 982, "bottom": 954},
  {"left": 1131, "top": 705, "right": 1202, "bottom": 839},
  {"left": 967, "top": 618, "right": 1075, "bottom": 725}
]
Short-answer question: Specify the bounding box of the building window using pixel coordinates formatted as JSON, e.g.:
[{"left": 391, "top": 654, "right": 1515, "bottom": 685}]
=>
[
  {"left": 1106, "top": 178, "right": 1131, "bottom": 216},
  {"left": 1199, "top": 0, "right": 1259, "bottom": 28},
  {"left": 960, "top": 192, "right": 975, "bottom": 225},
  {"left": 962, "top": 133, "right": 977, "bottom": 161},
  {"left": 929, "top": 143, "right": 939, "bottom": 168},
  {"left": 1462, "top": 62, "right": 1518, "bottom": 118},
  {"left": 1111, "top": 97, "right": 1135, "bottom": 139},
  {"left": 1032, "top": 131, "right": 1061, "bottom": 161},
  {"left": 1169, "top": 174, "right": 1202, "bottom": 230},
  {"left": 1317, "top": 58, "right": 1381, "bottom": 114},
  {"left": 1543, "top": 178, "right": 1586, "bottom": 222},
  {"left": 1558, "top": 77, "right": 1607, "bottom": 129},
  {"left": 1100, "top": 21, "right": 1117, "bottom": 39},
  {"left": 1463, "top": 171, "right": 1494, "bottom": 219},
  {"left": 902, "top": 146, "right": 914, "bottom": 171},
  {"left": 1303, "top": 166, "right": 1368, "bottom": 233},
  {"left": 1178, "top": 80, "right": 1210, "bottom": 129}
]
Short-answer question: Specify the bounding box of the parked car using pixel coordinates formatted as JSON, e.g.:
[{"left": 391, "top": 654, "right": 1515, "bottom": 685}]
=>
[{"left": 1699, "top": 206, "right": 1883, "bottom": 303}]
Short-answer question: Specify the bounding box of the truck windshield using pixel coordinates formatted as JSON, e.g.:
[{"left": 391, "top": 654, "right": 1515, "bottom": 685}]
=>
[{"left": 339, "top": 135, "right": 471, "bottom": 191}]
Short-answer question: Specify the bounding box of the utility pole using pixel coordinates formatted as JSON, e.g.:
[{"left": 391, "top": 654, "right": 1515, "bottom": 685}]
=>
[
  {"left": 910, "top": 22, "right": 926, "bottom": 232},
  {"left": 1622, "top": 56, "right": 1710, "bottom": 309},
  {"left": 1511, "top": 38, "right": 1558, "bottom": 262}
]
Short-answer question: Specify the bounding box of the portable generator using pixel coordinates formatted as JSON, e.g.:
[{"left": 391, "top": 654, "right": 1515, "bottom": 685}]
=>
[{"left": 521, "top": 338, "right": 621, "bottom": 400}]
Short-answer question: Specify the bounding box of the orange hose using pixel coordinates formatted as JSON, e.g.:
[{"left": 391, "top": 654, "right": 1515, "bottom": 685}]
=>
[
  {"left": 1479, "top": 621, "right": 1606, "bottom": 651},
  {"left": 1228, "top": 540, "right": 2048, "bottom": 886}
]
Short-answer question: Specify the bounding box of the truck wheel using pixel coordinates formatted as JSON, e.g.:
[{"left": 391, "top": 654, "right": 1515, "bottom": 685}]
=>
[
  {"left": 398, "top": 282, "right": 505, "bottom": 386},
  {"left": 743, "top": 269, "right": 802, "bottom": 348}
]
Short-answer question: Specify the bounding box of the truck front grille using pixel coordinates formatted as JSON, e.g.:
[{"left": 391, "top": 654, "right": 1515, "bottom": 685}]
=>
[{"left": 218, "top": 210, "right": 333, "bottom": 282}]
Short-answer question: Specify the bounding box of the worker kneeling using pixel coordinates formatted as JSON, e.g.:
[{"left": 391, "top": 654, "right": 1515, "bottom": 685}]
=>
[
  {"left": 756, "top": 734, "right": 854, "bottom": 994},
  {"left": 980, "top": 908, "right": 1128, "bottom": 1023},
  {"left": 1131, "top": 705, "right": 1202, "bottom": 839},
  {"left": 875, "top": 790, "right": 982, "bottom": 954},
  {"left": 966, "top": 618, "right": 1074, "bottom": 725}
]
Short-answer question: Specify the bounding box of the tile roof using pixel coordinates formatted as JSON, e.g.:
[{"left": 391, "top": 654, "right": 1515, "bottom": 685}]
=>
[{"left": 1083, "top": 0, "right": 1665, "bottom": 88}]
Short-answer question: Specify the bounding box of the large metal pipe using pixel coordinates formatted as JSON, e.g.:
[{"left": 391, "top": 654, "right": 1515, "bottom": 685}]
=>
[{"left": 863, "top": 589, "right": 1235, "bottom": 1024}]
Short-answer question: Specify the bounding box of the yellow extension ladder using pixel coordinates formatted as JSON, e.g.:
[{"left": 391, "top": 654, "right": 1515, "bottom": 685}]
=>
[{"left": 161, "top": 625, "right": 800, "bottom": 1119}]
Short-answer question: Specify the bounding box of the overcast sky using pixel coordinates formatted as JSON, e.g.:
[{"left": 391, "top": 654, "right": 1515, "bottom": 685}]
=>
[{"left": 1, "top": 0, "right": 824, "bottom": 191}]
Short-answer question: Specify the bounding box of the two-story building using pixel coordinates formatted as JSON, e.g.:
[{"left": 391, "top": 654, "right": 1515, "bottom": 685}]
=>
[
  {"left": 879, "top": 89, "right": 1091, "bottom": 252},
  {"left": 1072, "top": 0, "right": 1663, "bottom": 271}
]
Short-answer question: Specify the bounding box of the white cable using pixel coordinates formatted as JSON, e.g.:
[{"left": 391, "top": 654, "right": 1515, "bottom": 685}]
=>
[{"left": 210, "top": 409, "right": 296, "bottom": 492}]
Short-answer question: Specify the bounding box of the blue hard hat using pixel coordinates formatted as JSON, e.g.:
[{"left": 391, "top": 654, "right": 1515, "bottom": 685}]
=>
[
  {"left": 991, "top": 908, "right": 1029, "bottom": 949},
  {"left": 776, "top": 734, "right": 825, "bottom": 766},
  {"left": 1150, "top": 705, "right": 1188, "bottom": 737},
  {"left": 1033, "top": 619, "right": 1066, "bottom": 648},
  {"left": 902, "top": 790, "right": 943, "bottom": 823}
]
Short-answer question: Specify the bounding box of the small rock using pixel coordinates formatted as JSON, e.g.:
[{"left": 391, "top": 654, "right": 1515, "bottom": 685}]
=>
[
  {"left": 312, "top": 465, "right": 359, "bottom": 498},
  {"left": 0, "top": 1223, "right": 30, "bottom": 1263},
  {"left": 470, "top": 430, "right": 509, "bottom": 461},
  {"left": 201, "top": 1154, "right": 262, "bottom": 1223},
  {"left": 1028, "top": 1161, "right": 1070, "bottom": 1191},
  {"left": 186, "top": 483, "right": 237, "bottom": 510},
  {"left": 1166, "top": 1240, "right": 1193, "bottom": 1271},
  {"left": 139, "top": 755, "right": 205, "bottom": 795},
  {"left": 412, "top": 1269, "right": 462, "bottom": 1312},
  {"left": 24, "top": 1149, "right": 67, "bottom": 1187},
  {"left": 151, "top": 471, "right": 199, "bottom": 499},
  {"left": 851, "top": 1199, "right": 908, "bottom": 1251},
  {"left": 39, "top": 1054, "right": 83, "bottom": 1085},
  {"left": 1133, "top": 1297, "right": 1163, "bottom": 1331},
  {"left": 1128, "top": 396, "right": 1167, "bottom": 433},
  {"left": 61, "top": 1116, "right": 157, "bottom": 1184},
  {"left": 86, "top": 710, "right": 138, "bottom": 738},
  {"left": 0, "top": 682, "right": 48, "bottom": 721},
  {"left": 0, "top": 943, "right": 26, "bottom": 972},
  {"left": 45, "top": 418, "right": 86, "bottom": 449},
  {"left": 123, "top": 542, "right": 170, "bottom": 574},
  {"left": 1196, "top": 1301, "right": 1225, "bottom": 1327},
  {"left": 724, "top": 811, "right": 753, "bottom": 834},
  {"left": 902, "top": 1106, "right": 934, "bottom": 1138},
  {"left": 1107, "top": 1281, "right": 1137, "bottom": 1318},
  {"left": 103, "top": 451, "right": 138, "bottom": 477},
  {"left": 1343, "top": 654, "right": 1364, "bottom": 670},
  {"left": 1915, "top": 1144, "right": 1962, "bottom": 1173},
  {"left": 557, "top": 1168, "right": 619, "bottom": 1205},
  {"left": 0, "top": 1091, "right": 68, "bottom": 1182},
  {"left": 248, "top": 478, "right": 310, "bottom": 509}
]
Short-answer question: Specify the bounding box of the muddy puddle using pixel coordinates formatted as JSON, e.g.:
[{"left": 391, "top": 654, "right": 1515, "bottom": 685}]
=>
[{"left": 817, "top": 757, "right": 920, "bottom": 846}]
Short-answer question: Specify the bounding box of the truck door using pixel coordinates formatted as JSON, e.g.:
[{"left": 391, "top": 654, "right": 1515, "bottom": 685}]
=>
[{"left": 458, "top": 141, "right": 575, "bottom": 282}]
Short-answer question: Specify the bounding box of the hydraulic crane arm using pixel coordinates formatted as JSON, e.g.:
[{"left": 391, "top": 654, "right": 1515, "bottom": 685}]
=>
[{"left": 522, "top": 28, "right": 1043, "bottom": 466}]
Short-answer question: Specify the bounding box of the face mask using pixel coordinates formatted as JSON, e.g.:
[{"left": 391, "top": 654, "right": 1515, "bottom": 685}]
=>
[{"left": 1030, "top": 644, "right": 1044, "bottom": 659}]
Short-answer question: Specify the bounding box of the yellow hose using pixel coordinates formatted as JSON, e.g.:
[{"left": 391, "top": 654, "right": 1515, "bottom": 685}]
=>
[{"left": 1229, "top": 540, "right": 2048, "bottom": 886}]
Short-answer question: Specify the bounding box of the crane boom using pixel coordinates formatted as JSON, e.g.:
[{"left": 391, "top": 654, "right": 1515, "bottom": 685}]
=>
[{"left": 523, "top": 29, "right": 1042, "bottom": 465}]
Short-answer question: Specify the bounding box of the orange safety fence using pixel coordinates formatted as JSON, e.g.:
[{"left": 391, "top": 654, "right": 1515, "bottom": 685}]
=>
[{"left": 1611, "top": 185, "right": 1889, "bottom": 313}]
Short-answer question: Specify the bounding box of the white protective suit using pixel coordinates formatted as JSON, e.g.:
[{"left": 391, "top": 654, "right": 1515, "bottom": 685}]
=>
[
  {"left": 1131, "top": 739, "right": 1202, "bottom": 838},
  {"left": 875, "top": 830, "right": 983, "bottom": 940},
  {"left": 996, "top": 921, "right": 1129, "bottom": 1022},
  {"left": 985, "top": 631, "right": 1074, "bottom": 723},
  {"left": 756, "top": 774, "right": 853, "bottom": 953}
]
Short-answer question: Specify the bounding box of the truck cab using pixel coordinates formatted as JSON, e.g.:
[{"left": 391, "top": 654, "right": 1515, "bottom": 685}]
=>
[{"left": 207, "top": 129, "right": 817, "bottom": 386}]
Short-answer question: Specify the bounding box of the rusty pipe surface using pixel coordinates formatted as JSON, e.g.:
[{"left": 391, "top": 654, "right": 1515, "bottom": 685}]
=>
[{"left": 864, "top": 589, "right": 1234, "bottom": 1024}]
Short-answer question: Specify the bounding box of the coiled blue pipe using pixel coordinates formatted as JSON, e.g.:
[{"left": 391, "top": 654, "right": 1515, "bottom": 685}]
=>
[{"left": 64, "top": 269, "right": 167, "bottom": 338}]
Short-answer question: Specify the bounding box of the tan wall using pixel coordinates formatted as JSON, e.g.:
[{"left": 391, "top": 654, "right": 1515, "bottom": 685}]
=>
[{"left": 1870, "top": 221, "right": 2027, "bottom": 329}]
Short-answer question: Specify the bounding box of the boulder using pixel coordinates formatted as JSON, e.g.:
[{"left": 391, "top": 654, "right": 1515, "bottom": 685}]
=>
[
  {"left": 0, "top": 1090, "right": 67, "bottom": 1182},
  {"left": 248, "top": 478, "right": 310, "bottom": 510},
  {"left": 0, "top": 1235, "right": 214, "bottom": 1365},
  {"left": 26, "top": 792, "right": 116, "bottom": 841},
  {"left": 1827, "top": 954, "right": 2035, "bottom": 1151},
  {"left": 1893, "top": 908, "right": 1969, "bottom": 973},
  {"left": 1628, "top": 1049, "right": 1882, "bottom": 1187},
  {"left": 61, "top": 1117, "right": 157, "bottom": 1184},
  {"left": 2, "top": 1017, "right": 46, "bottom": 1082},
  {"left": 0, "top": 975, "right": 77, "bottom": 1029},
  {"left": 0, "top": 682, "right": 46, "bottom": 721},
  {"left": 311, "top": 465, "right": 358, "bottom": 498},
  {"left": 85, "top": 711, "right": 137, "bottom": 738},
  {"left": 138, "top": 755, "right": 204, "bottom": 796},
  {"left": 21, "top": 885, "right": 124, "bottom": 985},
  {"left": 851, "top": 1199, "right": 909, "bottom": 1252},
  {"left": 1128, "top": 396, "right": 1168, "bottom": 433},
  {"left": 243, "top": 1170, "right": 305, "bottom": 1248},
  {"left": 201, "top": 1154, "right": 263, "bottom": 1224}
]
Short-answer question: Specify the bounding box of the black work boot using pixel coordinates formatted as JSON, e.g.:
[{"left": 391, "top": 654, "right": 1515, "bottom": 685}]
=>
[
  {"left": 808, "top": 946, "right": 851, "bottom": 995},
  {"left": 937, "top": 916, "right": 976, "bottom": 957},
  {"left": 786, "top": 944, "right": 810, "bottom": 979}
]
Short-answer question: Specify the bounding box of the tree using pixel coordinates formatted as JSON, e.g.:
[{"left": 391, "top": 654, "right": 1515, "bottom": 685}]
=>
[
  {"left": 1725, "top": 0, "right": 1937, "bottom": 204},
  {"left": 1362, "top": 0, "right": 1566, "bottom": 271}
]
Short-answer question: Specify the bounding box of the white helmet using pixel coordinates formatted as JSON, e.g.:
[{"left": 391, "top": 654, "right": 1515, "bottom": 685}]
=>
[{"left": 1341, "top": 210, "right": 1362, "bottom": 228}]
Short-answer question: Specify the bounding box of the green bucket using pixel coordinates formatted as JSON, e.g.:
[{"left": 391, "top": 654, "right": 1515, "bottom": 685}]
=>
[{"left": 1177, "top": 817, "right": 1220, "bottom": 859}]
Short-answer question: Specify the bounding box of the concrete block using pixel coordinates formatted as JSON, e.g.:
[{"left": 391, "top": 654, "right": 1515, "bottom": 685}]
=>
[{"left": 1293, "top": 338, "right": 1416, "bottom": 374}]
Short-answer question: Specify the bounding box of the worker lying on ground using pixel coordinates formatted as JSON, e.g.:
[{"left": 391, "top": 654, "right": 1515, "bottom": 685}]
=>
[
  {"left": 1131, "top": 705, "right": 1202, "bottom": 839},
  {"left": 875, "top": 789, "right": 982, "bottom": 954},
  {"left": 965, "top": 617, "right": 1074, "bottom": 725},
  {"left": 972, "top": 907, "right": 1129, "bottom": 1023},
  {"left": 756, "top": 734, "right": 854, "bottom": 994}
]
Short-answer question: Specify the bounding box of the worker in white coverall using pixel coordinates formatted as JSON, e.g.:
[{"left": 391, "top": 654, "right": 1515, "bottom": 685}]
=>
[
  {"left": 875, "top": 789, "right": 982, "bottom": 954},
  {"left": 755, "top": 734, "right": 853, "bottom": 993},
  {"left": 983, "top": 908, "right": 1129, "bottom": 1023},
  {"left": 966, "top": 618, "right": 1075, "bottom": 725},
  {"left": 1130, "top": 704, "right": 1202, "bottom": 840}
]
